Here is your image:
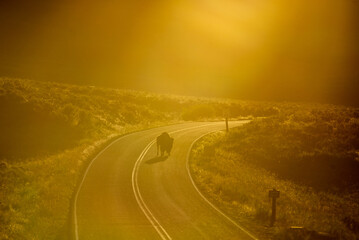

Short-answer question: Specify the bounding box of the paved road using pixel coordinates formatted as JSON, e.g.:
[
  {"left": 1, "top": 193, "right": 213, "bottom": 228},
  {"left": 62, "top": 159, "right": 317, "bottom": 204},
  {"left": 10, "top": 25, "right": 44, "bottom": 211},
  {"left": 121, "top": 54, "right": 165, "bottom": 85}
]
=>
[{"left": 74, "top": 121, "right": 257, "bottom": 240}]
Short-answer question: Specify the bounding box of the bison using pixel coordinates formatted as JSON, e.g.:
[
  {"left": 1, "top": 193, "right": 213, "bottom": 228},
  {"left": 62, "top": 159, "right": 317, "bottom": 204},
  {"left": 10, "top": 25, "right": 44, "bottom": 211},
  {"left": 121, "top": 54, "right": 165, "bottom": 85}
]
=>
[{"left": 156, "top": 132, "right": 174, "bottom": 156}]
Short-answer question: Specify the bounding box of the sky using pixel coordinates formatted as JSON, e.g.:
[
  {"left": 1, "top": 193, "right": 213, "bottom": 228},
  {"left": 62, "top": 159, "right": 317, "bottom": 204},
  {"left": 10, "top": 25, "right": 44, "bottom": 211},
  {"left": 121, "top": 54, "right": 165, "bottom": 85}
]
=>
[{"left": 0, "top": 0, "right": 358, "bottom": 105}]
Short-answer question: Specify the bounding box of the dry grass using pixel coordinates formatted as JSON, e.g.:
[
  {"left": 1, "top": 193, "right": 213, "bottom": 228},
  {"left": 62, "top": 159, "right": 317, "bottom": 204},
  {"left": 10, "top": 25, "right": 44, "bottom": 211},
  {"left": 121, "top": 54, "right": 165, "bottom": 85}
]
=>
[
  {"left": 0, "top": 78, "right": 282, "bottom": 239},
  {"left": 190, "top": 105, "right": 359, "bottom": 240}
]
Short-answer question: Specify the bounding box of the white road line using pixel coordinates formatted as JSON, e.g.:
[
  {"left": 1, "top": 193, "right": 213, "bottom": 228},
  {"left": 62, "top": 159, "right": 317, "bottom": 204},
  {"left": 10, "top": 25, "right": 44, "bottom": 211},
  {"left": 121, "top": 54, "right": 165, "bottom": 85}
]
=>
[
  {"left": 132, "top": 140, "right": 172, "bottom": 240},
  {"left": 74, "top": 122, "right": 235, "bottom": 240},
  {"left": 185, "top": 129, "right": 259, "bottom": 240},
  {"left": 131, "top": 123, "right": 223, "bottom": 240}
]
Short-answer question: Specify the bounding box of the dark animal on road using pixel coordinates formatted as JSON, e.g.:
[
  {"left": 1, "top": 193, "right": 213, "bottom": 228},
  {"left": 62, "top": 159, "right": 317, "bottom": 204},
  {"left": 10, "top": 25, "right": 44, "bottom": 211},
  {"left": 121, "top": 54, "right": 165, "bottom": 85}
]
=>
[{"left": 157, "top": 132, "right": 174, "bottom": 156}]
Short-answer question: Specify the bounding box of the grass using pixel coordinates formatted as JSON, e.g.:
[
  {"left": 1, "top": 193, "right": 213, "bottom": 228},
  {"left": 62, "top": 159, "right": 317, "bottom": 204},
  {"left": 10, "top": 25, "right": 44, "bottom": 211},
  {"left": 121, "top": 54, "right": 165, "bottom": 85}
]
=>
[
  {"left": 0, "top": 77, "right": 281, "bottom": 239},
  {"left": 189, "top": 104, "right": 359, "bottom": 240}
]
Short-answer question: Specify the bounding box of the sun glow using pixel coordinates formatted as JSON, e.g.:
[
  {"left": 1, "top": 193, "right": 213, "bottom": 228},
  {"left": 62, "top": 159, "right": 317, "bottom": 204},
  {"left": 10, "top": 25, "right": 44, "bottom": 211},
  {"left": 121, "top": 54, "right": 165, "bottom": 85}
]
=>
[{"left": 0, "top": 0, "right": 357, "bottom": 103}]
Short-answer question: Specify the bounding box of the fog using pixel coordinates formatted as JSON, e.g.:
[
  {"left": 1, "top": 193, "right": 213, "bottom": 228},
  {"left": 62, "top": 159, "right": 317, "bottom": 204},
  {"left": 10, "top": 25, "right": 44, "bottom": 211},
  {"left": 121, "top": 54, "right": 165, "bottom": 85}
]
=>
[{"left": 1, "top": 0, "right": 358, "bottom": 105}]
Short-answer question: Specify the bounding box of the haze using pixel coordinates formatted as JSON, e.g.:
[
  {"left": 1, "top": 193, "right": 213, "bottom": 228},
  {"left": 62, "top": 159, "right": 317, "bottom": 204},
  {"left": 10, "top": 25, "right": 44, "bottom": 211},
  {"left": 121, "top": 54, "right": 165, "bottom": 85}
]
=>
[{"left": 1, "top": 0, "right": 358, "bottom": 105}]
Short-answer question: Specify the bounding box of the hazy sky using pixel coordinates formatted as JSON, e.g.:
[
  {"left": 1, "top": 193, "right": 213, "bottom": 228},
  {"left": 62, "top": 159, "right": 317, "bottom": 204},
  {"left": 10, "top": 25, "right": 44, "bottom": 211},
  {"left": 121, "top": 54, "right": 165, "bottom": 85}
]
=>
[{"left": 1, "top": 0, "right": 358, "bottom": 105}]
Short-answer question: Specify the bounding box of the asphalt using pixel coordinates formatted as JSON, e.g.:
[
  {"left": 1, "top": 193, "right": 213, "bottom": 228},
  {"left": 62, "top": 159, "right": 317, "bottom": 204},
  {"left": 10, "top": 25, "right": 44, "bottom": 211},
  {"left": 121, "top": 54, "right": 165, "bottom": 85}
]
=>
[{"left": 74, "top": 121, "right": 257, "bottom": 240}]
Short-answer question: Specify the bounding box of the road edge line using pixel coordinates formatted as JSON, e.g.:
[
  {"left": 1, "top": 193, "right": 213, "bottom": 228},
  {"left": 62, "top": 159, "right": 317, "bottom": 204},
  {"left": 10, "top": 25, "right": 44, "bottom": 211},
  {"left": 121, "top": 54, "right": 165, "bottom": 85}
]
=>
[
  {"left": 73, "top": 122, "right": 231, "bottom": 240},
  {"left": 72, "top": 122, "right": 193, "bottom": 239},
  {"left": 73, "top": 131, "right": 142, "bottom": 240},
  {"left": 185, "top": 130, "right": 259, "bottom": 240}
]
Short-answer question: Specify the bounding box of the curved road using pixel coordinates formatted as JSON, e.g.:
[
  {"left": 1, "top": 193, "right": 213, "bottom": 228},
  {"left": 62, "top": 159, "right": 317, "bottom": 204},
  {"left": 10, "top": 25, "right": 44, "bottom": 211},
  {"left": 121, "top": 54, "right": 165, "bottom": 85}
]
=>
[{"left": 74, "top": 121, "right": 257, "bottom": 240}]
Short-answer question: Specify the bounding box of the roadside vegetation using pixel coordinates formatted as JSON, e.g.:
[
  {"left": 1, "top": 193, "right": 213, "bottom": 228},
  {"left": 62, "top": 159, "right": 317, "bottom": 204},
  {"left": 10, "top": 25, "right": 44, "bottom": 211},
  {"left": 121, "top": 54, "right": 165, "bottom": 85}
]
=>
[
  {"left": 189, "top": 104, "right": 359, "bottom": 239},
  {"left": 0, "top": 77, "right": 280, "bottom": 239}
]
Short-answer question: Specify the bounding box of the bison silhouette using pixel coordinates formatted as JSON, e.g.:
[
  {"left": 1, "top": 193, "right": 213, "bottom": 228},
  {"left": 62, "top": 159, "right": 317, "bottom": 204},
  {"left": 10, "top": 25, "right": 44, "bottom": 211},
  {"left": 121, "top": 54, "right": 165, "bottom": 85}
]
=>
[{"left": 156, "top": 132, "right": 174, "bottom": 156}]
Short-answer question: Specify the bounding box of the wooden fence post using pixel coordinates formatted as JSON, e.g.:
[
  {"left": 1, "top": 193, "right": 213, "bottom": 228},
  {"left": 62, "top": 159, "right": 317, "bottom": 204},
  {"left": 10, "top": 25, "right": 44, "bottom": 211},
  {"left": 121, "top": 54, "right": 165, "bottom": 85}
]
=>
[{"left": 269, "top": 188, "right": 280, "bottom": 226}]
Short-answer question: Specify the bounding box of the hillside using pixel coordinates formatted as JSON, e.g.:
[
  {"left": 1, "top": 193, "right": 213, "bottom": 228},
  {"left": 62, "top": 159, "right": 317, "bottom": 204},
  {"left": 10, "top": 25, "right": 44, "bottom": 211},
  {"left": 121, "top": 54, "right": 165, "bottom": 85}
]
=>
[
  {"left": 0, "top": 78, "right": 282, "bottom": 160},
  {"left": 0, "top": 78, "right": 280, "bottom": 239},
  {"left": 189, "top": 105, "right": 359, "bottom": 239}
]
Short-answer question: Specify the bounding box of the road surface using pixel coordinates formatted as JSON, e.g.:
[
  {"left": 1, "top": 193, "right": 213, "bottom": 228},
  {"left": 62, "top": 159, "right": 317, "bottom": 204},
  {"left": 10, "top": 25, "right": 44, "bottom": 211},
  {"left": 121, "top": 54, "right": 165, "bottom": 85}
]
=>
[{"left": 74, "top": 121, "right": 257, "bottom": 240}]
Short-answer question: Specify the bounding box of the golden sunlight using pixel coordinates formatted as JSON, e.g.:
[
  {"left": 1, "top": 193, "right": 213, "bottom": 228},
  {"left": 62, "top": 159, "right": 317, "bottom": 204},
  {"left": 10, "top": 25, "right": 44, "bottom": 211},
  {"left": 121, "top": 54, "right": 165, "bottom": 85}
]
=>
[
  {"left": 1, "top": 1, "right": 359, "bottom": 239},
  {"left": 1, "top": 0, "right": 356, "bottom": 103}
]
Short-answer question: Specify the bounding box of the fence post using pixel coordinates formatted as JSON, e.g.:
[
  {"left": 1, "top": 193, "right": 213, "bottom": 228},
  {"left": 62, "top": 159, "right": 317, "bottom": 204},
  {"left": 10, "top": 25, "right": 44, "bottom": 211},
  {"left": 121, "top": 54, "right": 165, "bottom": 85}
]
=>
[
  {"left": 225, "top": 117, "right": 229, "bottom": 132},
  {"left": 268, "top": 188, "right": 280, "bottom": 226}
]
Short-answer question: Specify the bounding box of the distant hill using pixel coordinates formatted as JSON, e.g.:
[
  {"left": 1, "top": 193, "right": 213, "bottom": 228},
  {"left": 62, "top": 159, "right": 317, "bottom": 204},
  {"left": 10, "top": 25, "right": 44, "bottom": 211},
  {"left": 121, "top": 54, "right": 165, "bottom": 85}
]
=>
[{"left": 0, "top": 78, "right": 279, "bottom": 160}]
